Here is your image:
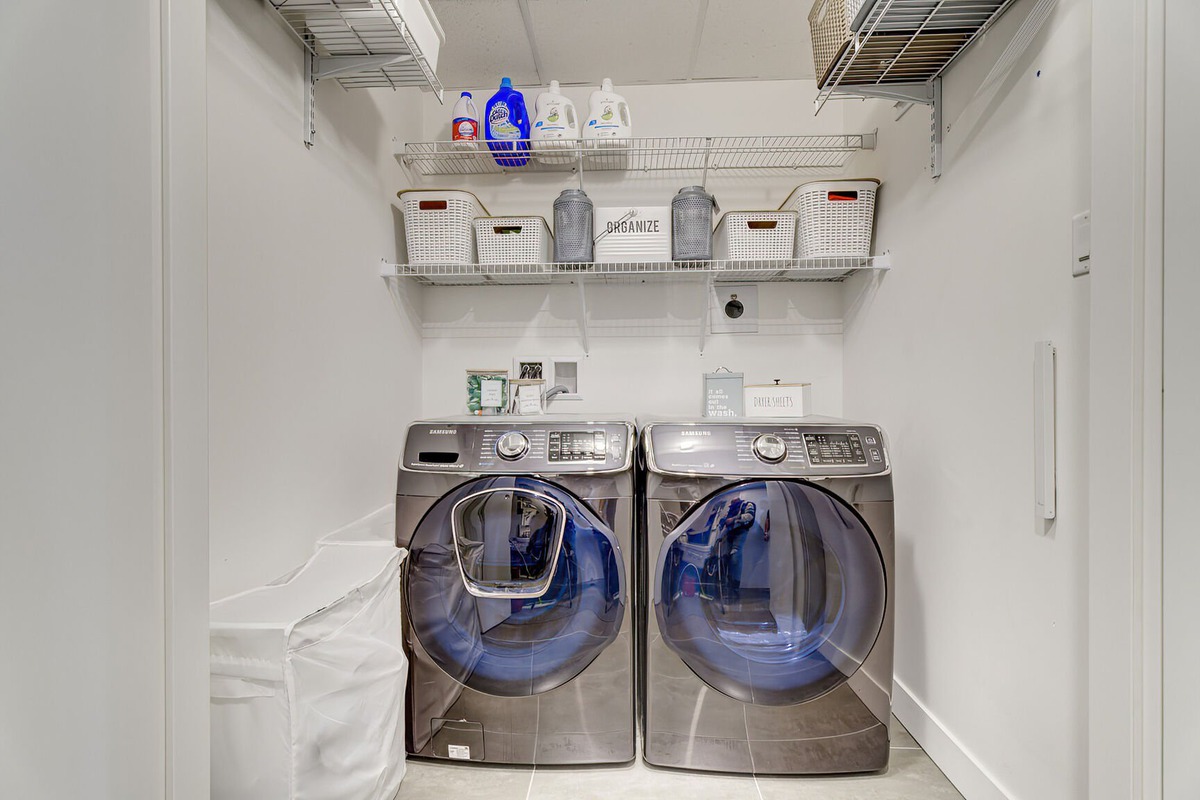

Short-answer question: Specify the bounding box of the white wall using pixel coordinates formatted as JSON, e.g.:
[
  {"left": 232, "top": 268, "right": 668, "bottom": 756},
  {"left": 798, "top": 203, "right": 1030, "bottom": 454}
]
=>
[
  {"left": 207, "top": 0, "right": 427, "bottom": 598},
  {"left": 841, "top": 1, "right": 1092, "bottom": 798},
  {"left": 408, "top": 80, "right": 859, "bottom": 419},
  {"left": 0, "top": 2, "right": 167, "bottom": 797}
]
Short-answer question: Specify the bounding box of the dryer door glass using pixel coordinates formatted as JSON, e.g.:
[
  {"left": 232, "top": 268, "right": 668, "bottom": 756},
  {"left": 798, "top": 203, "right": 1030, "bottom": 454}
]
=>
[
  {"left": 407, "top": 475, "right": 625, "bottom": 698},
  {"left": 654, "top": 480, "right": 885, "bottom": 706}
]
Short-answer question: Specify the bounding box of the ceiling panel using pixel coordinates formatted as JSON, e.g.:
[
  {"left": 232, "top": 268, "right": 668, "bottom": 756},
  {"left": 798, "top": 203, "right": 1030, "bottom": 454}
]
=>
[
  {"left": 693, "top": 0, "right": 816, "bottom": 81},
  {"left": 426, "top": 0, "right": 540, "bottom": 89},
  {"left": 526, "top": 0, "right": 704, "bottom": 86}
]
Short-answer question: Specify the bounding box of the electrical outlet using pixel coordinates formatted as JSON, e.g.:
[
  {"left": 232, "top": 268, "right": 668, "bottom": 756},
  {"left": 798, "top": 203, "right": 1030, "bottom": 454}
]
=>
[{"left": 710, "top": 284, "right": 759, "bottom": 334}]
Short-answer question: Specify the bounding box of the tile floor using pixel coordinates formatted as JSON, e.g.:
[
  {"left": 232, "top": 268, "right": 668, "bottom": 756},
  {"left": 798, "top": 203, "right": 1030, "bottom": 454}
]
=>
[{"left": 395, "top": 716, "right": 962, "bottom": 800}]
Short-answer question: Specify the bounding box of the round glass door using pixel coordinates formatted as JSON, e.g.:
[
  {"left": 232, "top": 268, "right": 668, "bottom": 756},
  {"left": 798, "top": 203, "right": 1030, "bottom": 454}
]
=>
[
  {"left": 406, "top": 476, "right": 625, "bottom": 697},
  {"left": 654, "top": 480, "right": 885, "bottom": 706}
]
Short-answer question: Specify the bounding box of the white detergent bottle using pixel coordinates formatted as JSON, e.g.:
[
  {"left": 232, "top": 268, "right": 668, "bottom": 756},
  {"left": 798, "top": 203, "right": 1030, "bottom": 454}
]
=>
[
  {"left": 583, "top": 78, "right": 632, "bottom": 151},
  {"left": 530, "top": 80, "right": 579, "bottom": 164},
  {"left": 451, "top": 91, "right": 479, "bottom": 150}
]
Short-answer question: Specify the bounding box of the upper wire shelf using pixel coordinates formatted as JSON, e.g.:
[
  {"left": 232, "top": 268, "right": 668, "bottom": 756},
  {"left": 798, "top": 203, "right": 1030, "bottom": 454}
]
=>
[
  {"left": 381, "top": 256, "right": 891, "bottom": 286},
  {"left": 266, "top": 0, "right": 443, "bottom": 95},
  {"left": 398, "top": 134, "right": 878, "bottom": 177},
  {"left": 815, "top": 0, "right": 1017, "bottom": 107}
]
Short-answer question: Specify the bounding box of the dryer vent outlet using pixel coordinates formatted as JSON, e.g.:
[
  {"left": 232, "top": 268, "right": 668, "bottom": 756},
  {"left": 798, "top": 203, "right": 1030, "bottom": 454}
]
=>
[{"left": 710, "top": 284, "right": 759, "bottom": 334}]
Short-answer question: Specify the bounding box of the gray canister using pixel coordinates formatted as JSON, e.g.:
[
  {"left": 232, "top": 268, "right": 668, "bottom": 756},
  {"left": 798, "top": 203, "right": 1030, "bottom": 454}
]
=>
[
  {"left": 553, "top": 188, "right": 594, "bottom": 265},
  {"left": 672, "top": 185, "right": 716, "bottom": 262}
]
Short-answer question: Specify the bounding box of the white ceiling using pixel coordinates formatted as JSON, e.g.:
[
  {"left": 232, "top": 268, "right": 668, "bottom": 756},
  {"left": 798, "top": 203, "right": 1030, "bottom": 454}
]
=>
[{"left": 426, "top": 0, "right": 817, "bottom": 90}]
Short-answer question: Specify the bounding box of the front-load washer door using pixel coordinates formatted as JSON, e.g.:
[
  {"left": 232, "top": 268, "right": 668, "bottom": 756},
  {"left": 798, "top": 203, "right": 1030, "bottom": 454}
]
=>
[
  {"left": 654, "top": 480, "right": 885, "bottom": 706},
  {"left": 406, "top": 475, "right": 625, "bottom": 697}
]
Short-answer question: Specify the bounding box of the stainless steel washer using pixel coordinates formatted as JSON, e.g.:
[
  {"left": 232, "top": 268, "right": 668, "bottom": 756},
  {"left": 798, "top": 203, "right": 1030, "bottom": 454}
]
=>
[
  {"left": 640, "top": 417, "right": 895, "bottom": 774},
  {"left": 396, "top": 416, "right": 636, "bottom": 765}
]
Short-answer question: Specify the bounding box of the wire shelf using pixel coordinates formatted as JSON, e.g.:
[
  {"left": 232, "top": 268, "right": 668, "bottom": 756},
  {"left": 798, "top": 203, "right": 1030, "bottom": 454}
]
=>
[
  {"left": 381, "top": 255, "right": 891, "bottom": 286},
  {"left": 267, "top": 0, "right": 443, "bottom": 94},
  {"left": 399, "top": 134, "right": 877, "bottom": 177},
  {"left": 816, "top": 0, "right": 1016, "bottom": 104}
]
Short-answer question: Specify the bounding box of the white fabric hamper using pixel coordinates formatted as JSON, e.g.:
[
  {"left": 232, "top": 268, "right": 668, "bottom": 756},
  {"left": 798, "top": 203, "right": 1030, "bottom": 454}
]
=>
[{"left": 210, "top": 545, "right": 408, "bottom": 800}]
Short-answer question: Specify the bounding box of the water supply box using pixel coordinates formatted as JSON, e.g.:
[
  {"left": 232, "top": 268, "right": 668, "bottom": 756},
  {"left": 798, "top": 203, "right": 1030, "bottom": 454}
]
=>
[
  {"left": 594, "top": 206, "right": 672, "bottom": 263},
  {"left": 744, "top": 382, "right": 812, "bottom": 417}
]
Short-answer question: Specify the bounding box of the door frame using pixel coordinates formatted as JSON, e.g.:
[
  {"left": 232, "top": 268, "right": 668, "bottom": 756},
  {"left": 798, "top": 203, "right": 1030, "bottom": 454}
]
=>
[{"left": 1089, "top": 0, "right": 1165, "bottom": 797}]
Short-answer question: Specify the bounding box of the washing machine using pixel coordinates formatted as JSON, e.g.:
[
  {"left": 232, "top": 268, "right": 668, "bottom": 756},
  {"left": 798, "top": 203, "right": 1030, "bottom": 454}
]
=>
[
  {"left": 640, "top": 417, "right": 895, "bottom": 774},
  {"left": 396, "top": 416, "right": 636, "bottom": 765}
]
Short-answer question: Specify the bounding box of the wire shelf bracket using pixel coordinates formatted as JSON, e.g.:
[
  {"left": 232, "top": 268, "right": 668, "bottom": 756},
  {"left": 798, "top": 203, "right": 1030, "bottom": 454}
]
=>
[{"left": 381, "top": 255, "right": 891, "bottom": 353}]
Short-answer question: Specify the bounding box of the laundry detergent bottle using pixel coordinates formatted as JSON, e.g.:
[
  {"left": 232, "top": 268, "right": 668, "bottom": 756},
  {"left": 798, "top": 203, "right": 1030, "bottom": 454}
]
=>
[
  {"left": 531, "top": 80, "right": 579, "bottom": 164},
  {"left": 451, "top": 91, "right": 479, "bottom": 149},
  {"left": 485, "top": 77, "right": 530, "bottom": 167},
  {"left": 583, "top": 78, "right": 632, "bottom": 150}
]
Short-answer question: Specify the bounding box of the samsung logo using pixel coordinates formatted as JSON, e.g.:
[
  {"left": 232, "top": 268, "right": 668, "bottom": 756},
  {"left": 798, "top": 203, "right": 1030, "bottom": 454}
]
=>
[
  {"left": 680, "top": 430, "right": 712, "bottom": 437},
  {"left": 429, "top": 429, "right": 458, "bottom": 435}
]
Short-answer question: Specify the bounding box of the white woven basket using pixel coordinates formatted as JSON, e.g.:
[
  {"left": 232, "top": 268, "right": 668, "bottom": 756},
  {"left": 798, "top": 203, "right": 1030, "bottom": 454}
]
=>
[
  {"left": 782, "top": 179, "right": 879, "bottom": 258},
  {"left": 808, "top": 0, "right": 869, "bottom": 85},
  {"left": 398, "top": 189, "right": 488, "bottom": 265},
  {"left": 474, "top": 217, "right": 553, "bottom": 265},
  {"left": 714, "top": 211, "right": 798, "bottom": 261}
]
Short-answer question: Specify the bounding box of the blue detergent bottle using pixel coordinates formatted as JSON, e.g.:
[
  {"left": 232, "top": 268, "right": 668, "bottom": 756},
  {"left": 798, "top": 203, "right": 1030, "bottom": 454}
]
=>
[{"left": 485, "top": 78, "right": 530, "bottom": 167}]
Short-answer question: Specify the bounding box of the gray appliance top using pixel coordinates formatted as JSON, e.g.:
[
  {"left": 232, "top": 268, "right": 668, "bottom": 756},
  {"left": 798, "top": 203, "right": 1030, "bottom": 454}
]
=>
[
  {"left": 643, "top": 418, "right": 890, "bottom": 478},
  {"left": 402, "top": 417, "right": 636, "bottom": 475}
]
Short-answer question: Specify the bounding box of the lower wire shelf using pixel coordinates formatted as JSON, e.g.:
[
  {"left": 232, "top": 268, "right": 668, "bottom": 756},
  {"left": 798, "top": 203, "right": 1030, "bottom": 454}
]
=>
[{"left": 381, "top": 255, "right": 892, "bottom": 286}]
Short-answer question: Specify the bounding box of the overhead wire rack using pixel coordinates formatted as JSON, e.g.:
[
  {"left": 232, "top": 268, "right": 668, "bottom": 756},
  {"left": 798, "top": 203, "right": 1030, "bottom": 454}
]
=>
[
  {"left": 398, "top": 135, "right": 878, "bottom": 178},
  {"left": 264, "top": 0, "right": 445, "bottom": 146},
  {"left": 812, "top": 0, "right": 1018, "bottom": 178}
]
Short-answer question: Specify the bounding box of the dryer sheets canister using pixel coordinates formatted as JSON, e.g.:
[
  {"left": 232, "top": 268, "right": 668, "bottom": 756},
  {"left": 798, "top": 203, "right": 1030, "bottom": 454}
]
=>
[{"left": 210, "top": 544, "right": 408, "bottom": 800}]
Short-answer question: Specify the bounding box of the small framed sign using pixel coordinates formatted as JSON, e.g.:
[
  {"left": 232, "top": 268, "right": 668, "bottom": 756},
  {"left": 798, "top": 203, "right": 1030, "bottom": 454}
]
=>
[{"left": 703, "top": 370, "right": 744, "bottom": 417}]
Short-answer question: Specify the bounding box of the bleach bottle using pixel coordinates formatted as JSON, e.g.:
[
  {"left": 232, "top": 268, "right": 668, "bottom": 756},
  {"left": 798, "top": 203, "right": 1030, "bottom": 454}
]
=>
[
  {"left": 531, "top": 80, "right": 579, "bottom": 165},
  {"left": 583, "top": 78, "right": 632, "bottom": 151},
  {"left": 485, "top": 78, "right": 530, "bottom": 167},
  {"left": 451, "top": 91, "right": 479, "bottom": 149}
]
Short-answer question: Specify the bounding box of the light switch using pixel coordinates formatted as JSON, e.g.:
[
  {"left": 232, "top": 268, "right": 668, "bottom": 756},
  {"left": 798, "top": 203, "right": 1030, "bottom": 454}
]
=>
[{"left": 1072, "top": 211, "right": 1091, "bottom": 276}]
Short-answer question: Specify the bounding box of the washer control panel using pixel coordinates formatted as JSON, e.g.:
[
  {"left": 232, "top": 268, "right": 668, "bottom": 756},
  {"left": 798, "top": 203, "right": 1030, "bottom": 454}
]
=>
[
  {"left": 645, "top": 422, "right": 888, "bottom": 477},
  {"left": 403, "top": 420, "right": 634, "bottom": 474}
]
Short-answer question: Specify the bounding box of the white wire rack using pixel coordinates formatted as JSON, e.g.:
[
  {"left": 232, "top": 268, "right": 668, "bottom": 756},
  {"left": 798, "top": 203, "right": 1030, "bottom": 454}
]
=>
[
  {"left": 267, "top": 0, "right": 443, "bottom": 92},
  {"left": 381, "top": 255, "right": 892, "bottom": 286},
  {"left": 399, "top": 134, "right": 878, "bottom": 177},
  {"left": 815, "top": 0, "right": 1017, "bottom": 105}
]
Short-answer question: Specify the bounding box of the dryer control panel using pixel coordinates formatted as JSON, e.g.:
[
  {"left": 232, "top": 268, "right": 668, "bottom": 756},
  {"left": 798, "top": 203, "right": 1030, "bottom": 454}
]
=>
[
  {"left": 644, "top": 422, "right": 889, "bottom": 477},
  {"left": 403, "top": 420, "right": 634, "bottom": 474}
]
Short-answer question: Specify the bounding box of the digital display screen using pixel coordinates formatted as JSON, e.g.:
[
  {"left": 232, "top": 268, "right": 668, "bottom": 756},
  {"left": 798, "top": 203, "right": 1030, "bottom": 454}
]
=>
[{"left": 803, "top": 433, "right": 866, "bottom": 465}]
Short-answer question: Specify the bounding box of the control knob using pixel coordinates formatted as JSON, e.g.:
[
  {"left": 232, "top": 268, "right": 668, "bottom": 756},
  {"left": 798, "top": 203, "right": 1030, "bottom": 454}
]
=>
[
  {"left": 752, "top": 433, "right": 788, "bottom": 464},
  {"left": 496, "top": 431, "right": 530, "bottom": 461}
]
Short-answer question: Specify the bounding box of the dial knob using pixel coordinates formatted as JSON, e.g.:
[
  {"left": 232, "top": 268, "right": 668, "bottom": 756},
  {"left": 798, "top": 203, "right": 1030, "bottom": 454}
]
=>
[
  {"left": 496, "top": 431, "right": 530, "bottom": 461},
  {"left": 752, "top": 433, "right": 788, "bottom": 464}
]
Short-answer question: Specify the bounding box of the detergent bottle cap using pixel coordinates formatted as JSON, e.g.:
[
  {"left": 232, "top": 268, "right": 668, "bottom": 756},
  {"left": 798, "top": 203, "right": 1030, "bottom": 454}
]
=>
[
  {"left": 601, "top": 78, "right": 613, "bottom": 92},
  {"left": 500, "top": 77, "right": 513, "bottom": 89},
  {"left": 549, "top": 80, "right": 561, "bottom": 93},
  {"left": 461, "top": 91, "right": 472, "bottom": 98}
]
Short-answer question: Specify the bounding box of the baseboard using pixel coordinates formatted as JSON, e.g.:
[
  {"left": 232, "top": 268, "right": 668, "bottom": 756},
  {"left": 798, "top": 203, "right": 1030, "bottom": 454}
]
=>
[{"left": 892, "top": 679, "right": 1013, "bottom": 800}]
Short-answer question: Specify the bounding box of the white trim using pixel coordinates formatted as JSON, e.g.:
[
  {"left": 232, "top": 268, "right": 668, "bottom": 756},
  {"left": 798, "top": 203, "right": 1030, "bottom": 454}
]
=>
[
  {"left": 1089, "top": 0, "right": 1153, "bottom": 797},
  {"left": 1141, "top": 0, "right": 1165, "bottom": 797},
  {"left": 891, "top": 680, "right": 1011, "bottom": 800},
  {"left": 160, "top": 0, "right": 209, "bottom": 797}
]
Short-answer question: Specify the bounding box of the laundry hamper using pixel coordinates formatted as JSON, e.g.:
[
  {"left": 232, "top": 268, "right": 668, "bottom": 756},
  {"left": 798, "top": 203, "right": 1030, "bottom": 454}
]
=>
[
  {"left": 398, "top": 189, "right": 488, "bottom": 266},
  {"left": 210, "top": 545, "right": 407, "bottom": 800},
  {"left": 474, "top": 216, "right": 553, "bottom": 267}
]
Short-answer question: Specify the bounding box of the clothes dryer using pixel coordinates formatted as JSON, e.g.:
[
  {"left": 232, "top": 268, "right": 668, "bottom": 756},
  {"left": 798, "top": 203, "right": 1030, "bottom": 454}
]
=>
[
  {"left": 640, "top": 418, "right": 895, "bottom": 774},
  {"left": 397, "top": 417, "right": 636, "bottom": 765}
]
